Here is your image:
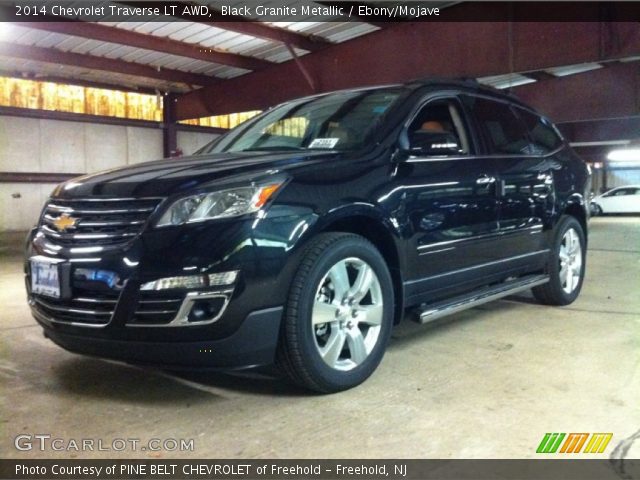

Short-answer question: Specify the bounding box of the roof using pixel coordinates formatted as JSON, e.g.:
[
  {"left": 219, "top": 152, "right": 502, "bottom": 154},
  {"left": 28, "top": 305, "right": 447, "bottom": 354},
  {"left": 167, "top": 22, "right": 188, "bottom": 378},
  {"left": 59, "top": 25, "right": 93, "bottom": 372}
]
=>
[{"left": 278, "top": 77, "right": 528, "bottom": 108}]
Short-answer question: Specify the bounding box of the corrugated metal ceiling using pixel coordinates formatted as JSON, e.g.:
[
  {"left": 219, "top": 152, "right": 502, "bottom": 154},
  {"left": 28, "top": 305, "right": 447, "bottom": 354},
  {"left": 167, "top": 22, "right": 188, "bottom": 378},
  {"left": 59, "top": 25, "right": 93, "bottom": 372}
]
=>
[
  {"left": 0, "top": 55, "right": 190, "bottom": 92},
  {"left": 0, "top": 2, "right": 380, "bottom": 93}
]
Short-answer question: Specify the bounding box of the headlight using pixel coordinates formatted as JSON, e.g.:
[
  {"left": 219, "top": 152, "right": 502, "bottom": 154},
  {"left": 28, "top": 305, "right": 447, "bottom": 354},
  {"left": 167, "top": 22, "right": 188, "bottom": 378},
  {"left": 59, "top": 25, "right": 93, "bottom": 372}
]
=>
[
  {"left": 140, "top": 271, "right": 239, "bottom": 290},
  {"left": 156, "top": 183, "right": 283, "bottom": 227}
]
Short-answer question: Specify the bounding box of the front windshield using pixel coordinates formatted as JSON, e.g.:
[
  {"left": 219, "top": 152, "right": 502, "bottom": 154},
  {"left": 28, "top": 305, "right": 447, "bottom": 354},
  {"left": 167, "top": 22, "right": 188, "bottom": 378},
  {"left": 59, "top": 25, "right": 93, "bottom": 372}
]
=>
[{"left": 198, "top": 87, "right": 405, "bottom": 154}]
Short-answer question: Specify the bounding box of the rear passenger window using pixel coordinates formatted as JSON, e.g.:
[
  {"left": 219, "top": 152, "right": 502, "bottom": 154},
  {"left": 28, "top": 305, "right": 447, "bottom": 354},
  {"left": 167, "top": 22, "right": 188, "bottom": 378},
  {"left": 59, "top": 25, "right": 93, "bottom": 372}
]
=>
[
  {"left": 517, "top": 108, "right": 564, "bottom": 154},
  {"left": 463, "top": 96, "right": 530, "bottom": 155}
]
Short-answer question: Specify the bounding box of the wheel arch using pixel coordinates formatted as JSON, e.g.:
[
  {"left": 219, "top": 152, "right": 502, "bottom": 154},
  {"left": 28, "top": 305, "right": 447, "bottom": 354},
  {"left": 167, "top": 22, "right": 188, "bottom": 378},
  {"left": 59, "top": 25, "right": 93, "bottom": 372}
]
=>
[
  {"left": 563, "top": 195, "right": 588, "bottom": 244},
  {"left": 306, "top": 207, "right": 405, "bottom": 324}
]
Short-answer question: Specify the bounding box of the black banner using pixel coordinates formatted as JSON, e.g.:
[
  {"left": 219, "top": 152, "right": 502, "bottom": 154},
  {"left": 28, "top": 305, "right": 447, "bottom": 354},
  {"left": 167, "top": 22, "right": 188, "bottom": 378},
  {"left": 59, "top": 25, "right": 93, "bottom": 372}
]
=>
[
  {"left": 1, "top": 459, "right": 639, "bottom": 480},
  {"left": 1, "top": 1, "right": 640, "bottom": 23}
]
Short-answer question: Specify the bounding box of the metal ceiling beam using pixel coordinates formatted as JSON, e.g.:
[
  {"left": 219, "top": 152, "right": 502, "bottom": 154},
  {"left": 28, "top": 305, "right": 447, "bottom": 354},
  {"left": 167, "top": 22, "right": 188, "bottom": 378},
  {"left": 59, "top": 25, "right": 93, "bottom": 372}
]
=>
[
  {"left": 202, "top": 21, "right": 329, "bottom": 52},
  {"left": 175, "top": 17, "right": 640, "bottom": 119},
  {"left": 514, "top": 62, "right": 640, "bottom": 123},
  {"left": 10, "top": 19, "right": 274, "bottom": 71},
  {"left": 558, "top": 117, "right": 640, "bottom": 144},
  {"left": 118, "top": 1, "right": 331, "bottom": 52},
  {"left": 0, "top": 41, "right": 219, "bottom": 87}
]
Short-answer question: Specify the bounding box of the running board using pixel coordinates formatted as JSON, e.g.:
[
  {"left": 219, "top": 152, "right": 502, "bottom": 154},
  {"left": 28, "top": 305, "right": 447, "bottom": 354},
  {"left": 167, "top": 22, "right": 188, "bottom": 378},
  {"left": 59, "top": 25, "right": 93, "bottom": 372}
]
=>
[{"left": 418, "top": 274, "right": 550, "bottom": 324}]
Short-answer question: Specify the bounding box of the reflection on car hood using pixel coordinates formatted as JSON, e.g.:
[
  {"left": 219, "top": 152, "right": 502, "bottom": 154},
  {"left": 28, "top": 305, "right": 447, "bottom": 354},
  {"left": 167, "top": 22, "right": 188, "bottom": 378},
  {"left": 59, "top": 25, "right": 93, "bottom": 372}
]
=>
[{"left": 52, "top": 150, "right": 340, "bottom": 198}]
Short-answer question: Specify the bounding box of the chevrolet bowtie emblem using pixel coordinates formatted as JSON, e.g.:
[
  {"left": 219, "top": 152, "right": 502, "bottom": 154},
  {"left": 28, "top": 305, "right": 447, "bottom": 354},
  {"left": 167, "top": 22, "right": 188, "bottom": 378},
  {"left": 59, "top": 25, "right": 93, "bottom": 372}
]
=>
[{"left": 53, "top": 214, "right": 78, "bottom": 232}]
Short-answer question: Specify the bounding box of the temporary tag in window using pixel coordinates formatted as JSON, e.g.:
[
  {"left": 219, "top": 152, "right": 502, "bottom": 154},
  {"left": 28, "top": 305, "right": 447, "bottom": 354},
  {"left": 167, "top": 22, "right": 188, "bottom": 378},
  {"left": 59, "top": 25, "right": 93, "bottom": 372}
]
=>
[{"left": 309, "top": 138, "right": 340, "bottom": 149}]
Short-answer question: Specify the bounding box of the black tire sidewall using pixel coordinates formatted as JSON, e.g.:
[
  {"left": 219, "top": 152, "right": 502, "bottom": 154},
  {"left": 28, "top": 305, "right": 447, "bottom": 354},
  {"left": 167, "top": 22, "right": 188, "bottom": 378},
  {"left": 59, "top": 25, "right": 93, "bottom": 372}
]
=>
[
  {"left": 545, "top": 216, "right": 587, "bottom": 305},
  {"left": 290, "top": 236, "right": 394, "bottom": 391}
]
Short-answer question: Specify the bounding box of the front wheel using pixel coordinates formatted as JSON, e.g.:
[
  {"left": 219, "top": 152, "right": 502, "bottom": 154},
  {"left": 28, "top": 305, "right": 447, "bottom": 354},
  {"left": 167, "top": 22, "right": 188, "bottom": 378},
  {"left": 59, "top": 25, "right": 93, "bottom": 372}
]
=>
[
  {"left": 277, "top": 233, "right": 394, "bottom": 393},
  {"left": 533, "top": 216, "right": 586, "bottom": 306}
]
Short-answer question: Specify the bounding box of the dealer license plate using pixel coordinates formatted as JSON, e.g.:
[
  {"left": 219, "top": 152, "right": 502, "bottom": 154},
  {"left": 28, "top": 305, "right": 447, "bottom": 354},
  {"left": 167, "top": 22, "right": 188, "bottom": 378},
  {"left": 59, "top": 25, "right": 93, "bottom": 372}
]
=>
[{"left": 30, "top": 256, "right": 63, "bottom": 298}]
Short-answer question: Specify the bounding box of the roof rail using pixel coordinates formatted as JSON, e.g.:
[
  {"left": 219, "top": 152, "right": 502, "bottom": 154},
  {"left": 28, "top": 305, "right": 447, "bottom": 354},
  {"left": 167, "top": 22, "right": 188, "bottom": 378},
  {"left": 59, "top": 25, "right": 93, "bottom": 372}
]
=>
[{"left": 404, "top": 75, "right": 527, "bottom": 105}]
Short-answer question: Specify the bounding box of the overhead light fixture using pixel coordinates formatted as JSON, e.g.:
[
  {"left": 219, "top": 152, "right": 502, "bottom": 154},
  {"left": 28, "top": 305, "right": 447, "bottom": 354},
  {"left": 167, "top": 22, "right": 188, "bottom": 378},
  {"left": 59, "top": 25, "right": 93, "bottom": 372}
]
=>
[
  {"left": 545, "top": 63, "right": 603, "bottom": 77},
  {"left": 607, "top": 148, "right": 640, "bottom": 163},
  {"left": 476, "top": 73, "right": 536, "bottom": 89}
]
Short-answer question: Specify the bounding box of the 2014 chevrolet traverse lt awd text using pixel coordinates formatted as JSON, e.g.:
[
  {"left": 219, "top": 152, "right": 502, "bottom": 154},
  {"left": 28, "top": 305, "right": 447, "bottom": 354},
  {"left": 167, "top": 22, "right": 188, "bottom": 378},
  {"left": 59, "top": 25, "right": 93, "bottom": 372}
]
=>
[{"left": 26, "top": 80, "right": 590, "bottom": 392}]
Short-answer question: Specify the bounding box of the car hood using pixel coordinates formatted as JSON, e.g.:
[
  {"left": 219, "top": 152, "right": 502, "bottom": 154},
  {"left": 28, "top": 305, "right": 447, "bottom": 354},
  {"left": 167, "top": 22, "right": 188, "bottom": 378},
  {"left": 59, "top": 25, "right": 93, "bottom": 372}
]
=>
[{"left": 52, "top": 150, "right": 341, "bottom": 199}]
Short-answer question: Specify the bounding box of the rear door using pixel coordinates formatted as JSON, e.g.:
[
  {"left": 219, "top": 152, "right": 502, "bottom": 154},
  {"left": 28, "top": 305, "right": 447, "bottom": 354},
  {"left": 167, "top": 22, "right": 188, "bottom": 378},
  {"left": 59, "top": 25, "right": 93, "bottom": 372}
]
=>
[{"left": 461, "top": 95, "right": 556, "bottom": 269}]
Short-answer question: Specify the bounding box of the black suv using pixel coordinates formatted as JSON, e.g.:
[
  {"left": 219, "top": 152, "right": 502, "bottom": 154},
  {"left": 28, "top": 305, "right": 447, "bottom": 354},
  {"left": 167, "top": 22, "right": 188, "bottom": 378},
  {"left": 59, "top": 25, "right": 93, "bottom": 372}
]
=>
[{"left": 26, "top": 80, "right": 590, "bottom": 392}]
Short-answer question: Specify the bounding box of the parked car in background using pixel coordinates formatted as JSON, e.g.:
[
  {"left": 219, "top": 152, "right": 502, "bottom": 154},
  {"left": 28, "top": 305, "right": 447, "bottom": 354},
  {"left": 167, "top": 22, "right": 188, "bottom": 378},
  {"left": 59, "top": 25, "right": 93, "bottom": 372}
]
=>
[
  {"left": 591, "top": 186, "right": 640, "bottom": 215},
  {"left": 26, "top": 79, "right": 590, "bottom": 392}
]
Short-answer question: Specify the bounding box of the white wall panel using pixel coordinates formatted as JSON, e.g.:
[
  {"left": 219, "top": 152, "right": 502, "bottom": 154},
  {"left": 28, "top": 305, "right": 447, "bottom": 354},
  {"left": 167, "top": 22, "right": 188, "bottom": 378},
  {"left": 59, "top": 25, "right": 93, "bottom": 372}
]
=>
[
  {"left": 85, "top": 123, "right": 128, "bottom": 173},
  {"left": 0, "top": 116, "right": 41, "bottom": 172},
  {"left": 40, "top": 120, "right": 86, "bottom": 173},
  {"left": 0, "top": 183, "right": 57, "bottom": 231},
  {"left": 126, "top": 126, "right": 163, "bottom": 165},
  {"left": 177, "top": 130, "right": 219, "bottom": 155},
  {"left": 0, "top": 114, "right": 220, "bottom": 231}
]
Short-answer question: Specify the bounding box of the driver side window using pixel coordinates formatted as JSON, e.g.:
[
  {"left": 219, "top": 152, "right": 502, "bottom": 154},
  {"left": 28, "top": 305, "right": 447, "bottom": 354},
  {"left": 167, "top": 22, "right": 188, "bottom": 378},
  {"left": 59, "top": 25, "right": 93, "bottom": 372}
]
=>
[{"left": 408, "top": 99, "right": 471, "bottom": 156}]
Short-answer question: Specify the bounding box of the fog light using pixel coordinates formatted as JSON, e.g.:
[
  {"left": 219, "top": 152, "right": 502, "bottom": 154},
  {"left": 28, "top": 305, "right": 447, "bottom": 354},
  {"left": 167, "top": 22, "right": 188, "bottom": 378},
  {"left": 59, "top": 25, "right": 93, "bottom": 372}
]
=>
[
  {"left": 140, "top": 271, "right": 239, "bottom": 290},
  {"left": 188, "top": 297, "right": 227, "bottom": 322}
]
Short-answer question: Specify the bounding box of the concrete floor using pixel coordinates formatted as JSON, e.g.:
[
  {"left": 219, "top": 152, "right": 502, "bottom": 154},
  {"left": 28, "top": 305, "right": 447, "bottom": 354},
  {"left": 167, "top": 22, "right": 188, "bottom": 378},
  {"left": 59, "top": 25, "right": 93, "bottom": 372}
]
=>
[{"left": 1, "top": 217, "right": 639, "bottom": 459}]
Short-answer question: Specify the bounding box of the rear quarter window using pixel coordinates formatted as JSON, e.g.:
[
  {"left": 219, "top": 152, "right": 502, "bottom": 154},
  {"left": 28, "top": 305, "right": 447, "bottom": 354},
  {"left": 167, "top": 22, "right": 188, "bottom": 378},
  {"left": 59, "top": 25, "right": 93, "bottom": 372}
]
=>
[{"left": 516, "top": 108, "right": 564, "bottom": 154}]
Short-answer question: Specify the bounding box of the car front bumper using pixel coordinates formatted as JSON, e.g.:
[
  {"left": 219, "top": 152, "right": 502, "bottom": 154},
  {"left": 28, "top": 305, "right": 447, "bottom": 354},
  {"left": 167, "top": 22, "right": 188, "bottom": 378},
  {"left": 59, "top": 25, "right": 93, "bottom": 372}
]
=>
[
  {"left": 36, "top": 306, "right": 283, "bottom": 369},
  {"left": 25, "top": 207, "right": 316, "bottom": 369}
]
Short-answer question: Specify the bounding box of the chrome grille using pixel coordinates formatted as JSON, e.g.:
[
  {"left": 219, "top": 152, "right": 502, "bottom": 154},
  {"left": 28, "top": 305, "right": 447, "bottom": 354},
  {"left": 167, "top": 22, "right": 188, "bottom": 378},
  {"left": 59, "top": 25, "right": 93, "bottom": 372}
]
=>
[
  {"left": 39, "top": 198, "right": 162, "bottom": 246},
  {"left": 130, "top": 295, "right": 185, "bottom": 325},
  {"left": 31, "top": 291, "right": 184, "bottom": 327},
  {"left": 33, "top": 294, "right": 116, "bottom": 326}
]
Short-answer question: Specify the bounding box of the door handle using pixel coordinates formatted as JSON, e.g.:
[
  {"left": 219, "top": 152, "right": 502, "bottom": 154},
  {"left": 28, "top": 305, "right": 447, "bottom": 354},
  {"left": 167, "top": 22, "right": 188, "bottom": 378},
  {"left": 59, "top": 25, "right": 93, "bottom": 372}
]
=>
[{"left": 476, "top": 175, "right": 496, "bottom": 185}]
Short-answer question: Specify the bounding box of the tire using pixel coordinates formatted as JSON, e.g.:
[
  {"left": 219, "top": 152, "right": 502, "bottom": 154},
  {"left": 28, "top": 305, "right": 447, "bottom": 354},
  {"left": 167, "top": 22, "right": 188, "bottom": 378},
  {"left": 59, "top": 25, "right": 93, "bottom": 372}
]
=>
[
  {"left": 276, "top": 233, "right": 394, "bottom": 393},
  {"left": 592, "top": 203, "right": 603, "bottom": 216},
  {"left": 532, "top": 215, "right": 586, "bottom": 306}
]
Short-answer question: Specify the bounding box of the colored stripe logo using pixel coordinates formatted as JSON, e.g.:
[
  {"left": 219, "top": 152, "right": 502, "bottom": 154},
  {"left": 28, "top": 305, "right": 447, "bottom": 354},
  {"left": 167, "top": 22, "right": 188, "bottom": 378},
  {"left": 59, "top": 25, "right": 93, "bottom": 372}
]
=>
[{"left": 537, "top": 433, "right": 612, "bottom": 454}]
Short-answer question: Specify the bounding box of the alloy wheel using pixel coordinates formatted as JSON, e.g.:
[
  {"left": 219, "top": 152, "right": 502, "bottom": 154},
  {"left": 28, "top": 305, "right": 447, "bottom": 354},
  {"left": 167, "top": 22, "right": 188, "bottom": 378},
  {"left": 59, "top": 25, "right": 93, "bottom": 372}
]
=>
[
  {"left": 311, "top": 257, "right": 384, "bottom": 371},
  {"left": 559, "top": 227, "right": 582, "bottom": 294}
]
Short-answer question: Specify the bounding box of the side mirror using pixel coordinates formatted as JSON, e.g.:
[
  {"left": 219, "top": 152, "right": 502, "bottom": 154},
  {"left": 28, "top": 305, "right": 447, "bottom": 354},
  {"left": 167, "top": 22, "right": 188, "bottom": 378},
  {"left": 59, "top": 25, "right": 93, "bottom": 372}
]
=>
[{"left": 408, "top": 131, "right": 461, "bottom": 156}]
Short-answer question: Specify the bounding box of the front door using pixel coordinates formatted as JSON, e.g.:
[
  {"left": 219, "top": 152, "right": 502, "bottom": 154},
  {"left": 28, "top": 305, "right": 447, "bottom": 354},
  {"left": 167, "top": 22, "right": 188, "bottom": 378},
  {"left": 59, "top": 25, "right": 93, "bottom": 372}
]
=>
[{"left": 394, "top": 96, "right": 501, "bottom": 304}]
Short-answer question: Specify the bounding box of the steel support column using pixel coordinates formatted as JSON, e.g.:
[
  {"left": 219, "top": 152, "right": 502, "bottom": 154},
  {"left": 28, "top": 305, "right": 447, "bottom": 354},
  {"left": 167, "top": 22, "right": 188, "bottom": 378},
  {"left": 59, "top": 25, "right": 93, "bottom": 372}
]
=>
[{"left": 163, "top": 93, "right": 179, "bottom": 158}]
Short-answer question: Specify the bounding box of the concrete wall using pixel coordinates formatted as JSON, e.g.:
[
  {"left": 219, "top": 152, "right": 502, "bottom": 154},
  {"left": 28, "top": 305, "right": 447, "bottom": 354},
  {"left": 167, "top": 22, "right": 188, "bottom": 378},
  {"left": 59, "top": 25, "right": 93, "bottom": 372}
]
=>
[
  {"left": 0, "top": 115, "right": 219, "bottom": 231},
  {"left": 177, "top": 130, "right": 217, "bottom": 155}
]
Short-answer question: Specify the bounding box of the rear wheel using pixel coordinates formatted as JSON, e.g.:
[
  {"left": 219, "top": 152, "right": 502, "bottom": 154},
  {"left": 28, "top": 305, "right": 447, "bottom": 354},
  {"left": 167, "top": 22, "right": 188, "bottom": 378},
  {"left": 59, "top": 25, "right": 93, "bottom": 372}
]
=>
[
  {"left": 533, "top": 216, "right": 586, "bottom": 306},
  {"left": 277, "top": 233, "right": 394, "bottom": 393}
]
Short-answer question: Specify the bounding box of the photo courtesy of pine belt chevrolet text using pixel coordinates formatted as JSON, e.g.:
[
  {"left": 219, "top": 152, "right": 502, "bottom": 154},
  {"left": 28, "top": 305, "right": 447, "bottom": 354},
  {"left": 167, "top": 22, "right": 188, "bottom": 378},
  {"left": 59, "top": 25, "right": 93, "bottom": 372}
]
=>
[{"left": 25, "top": 79, "right": 590, "bottom": 393}]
